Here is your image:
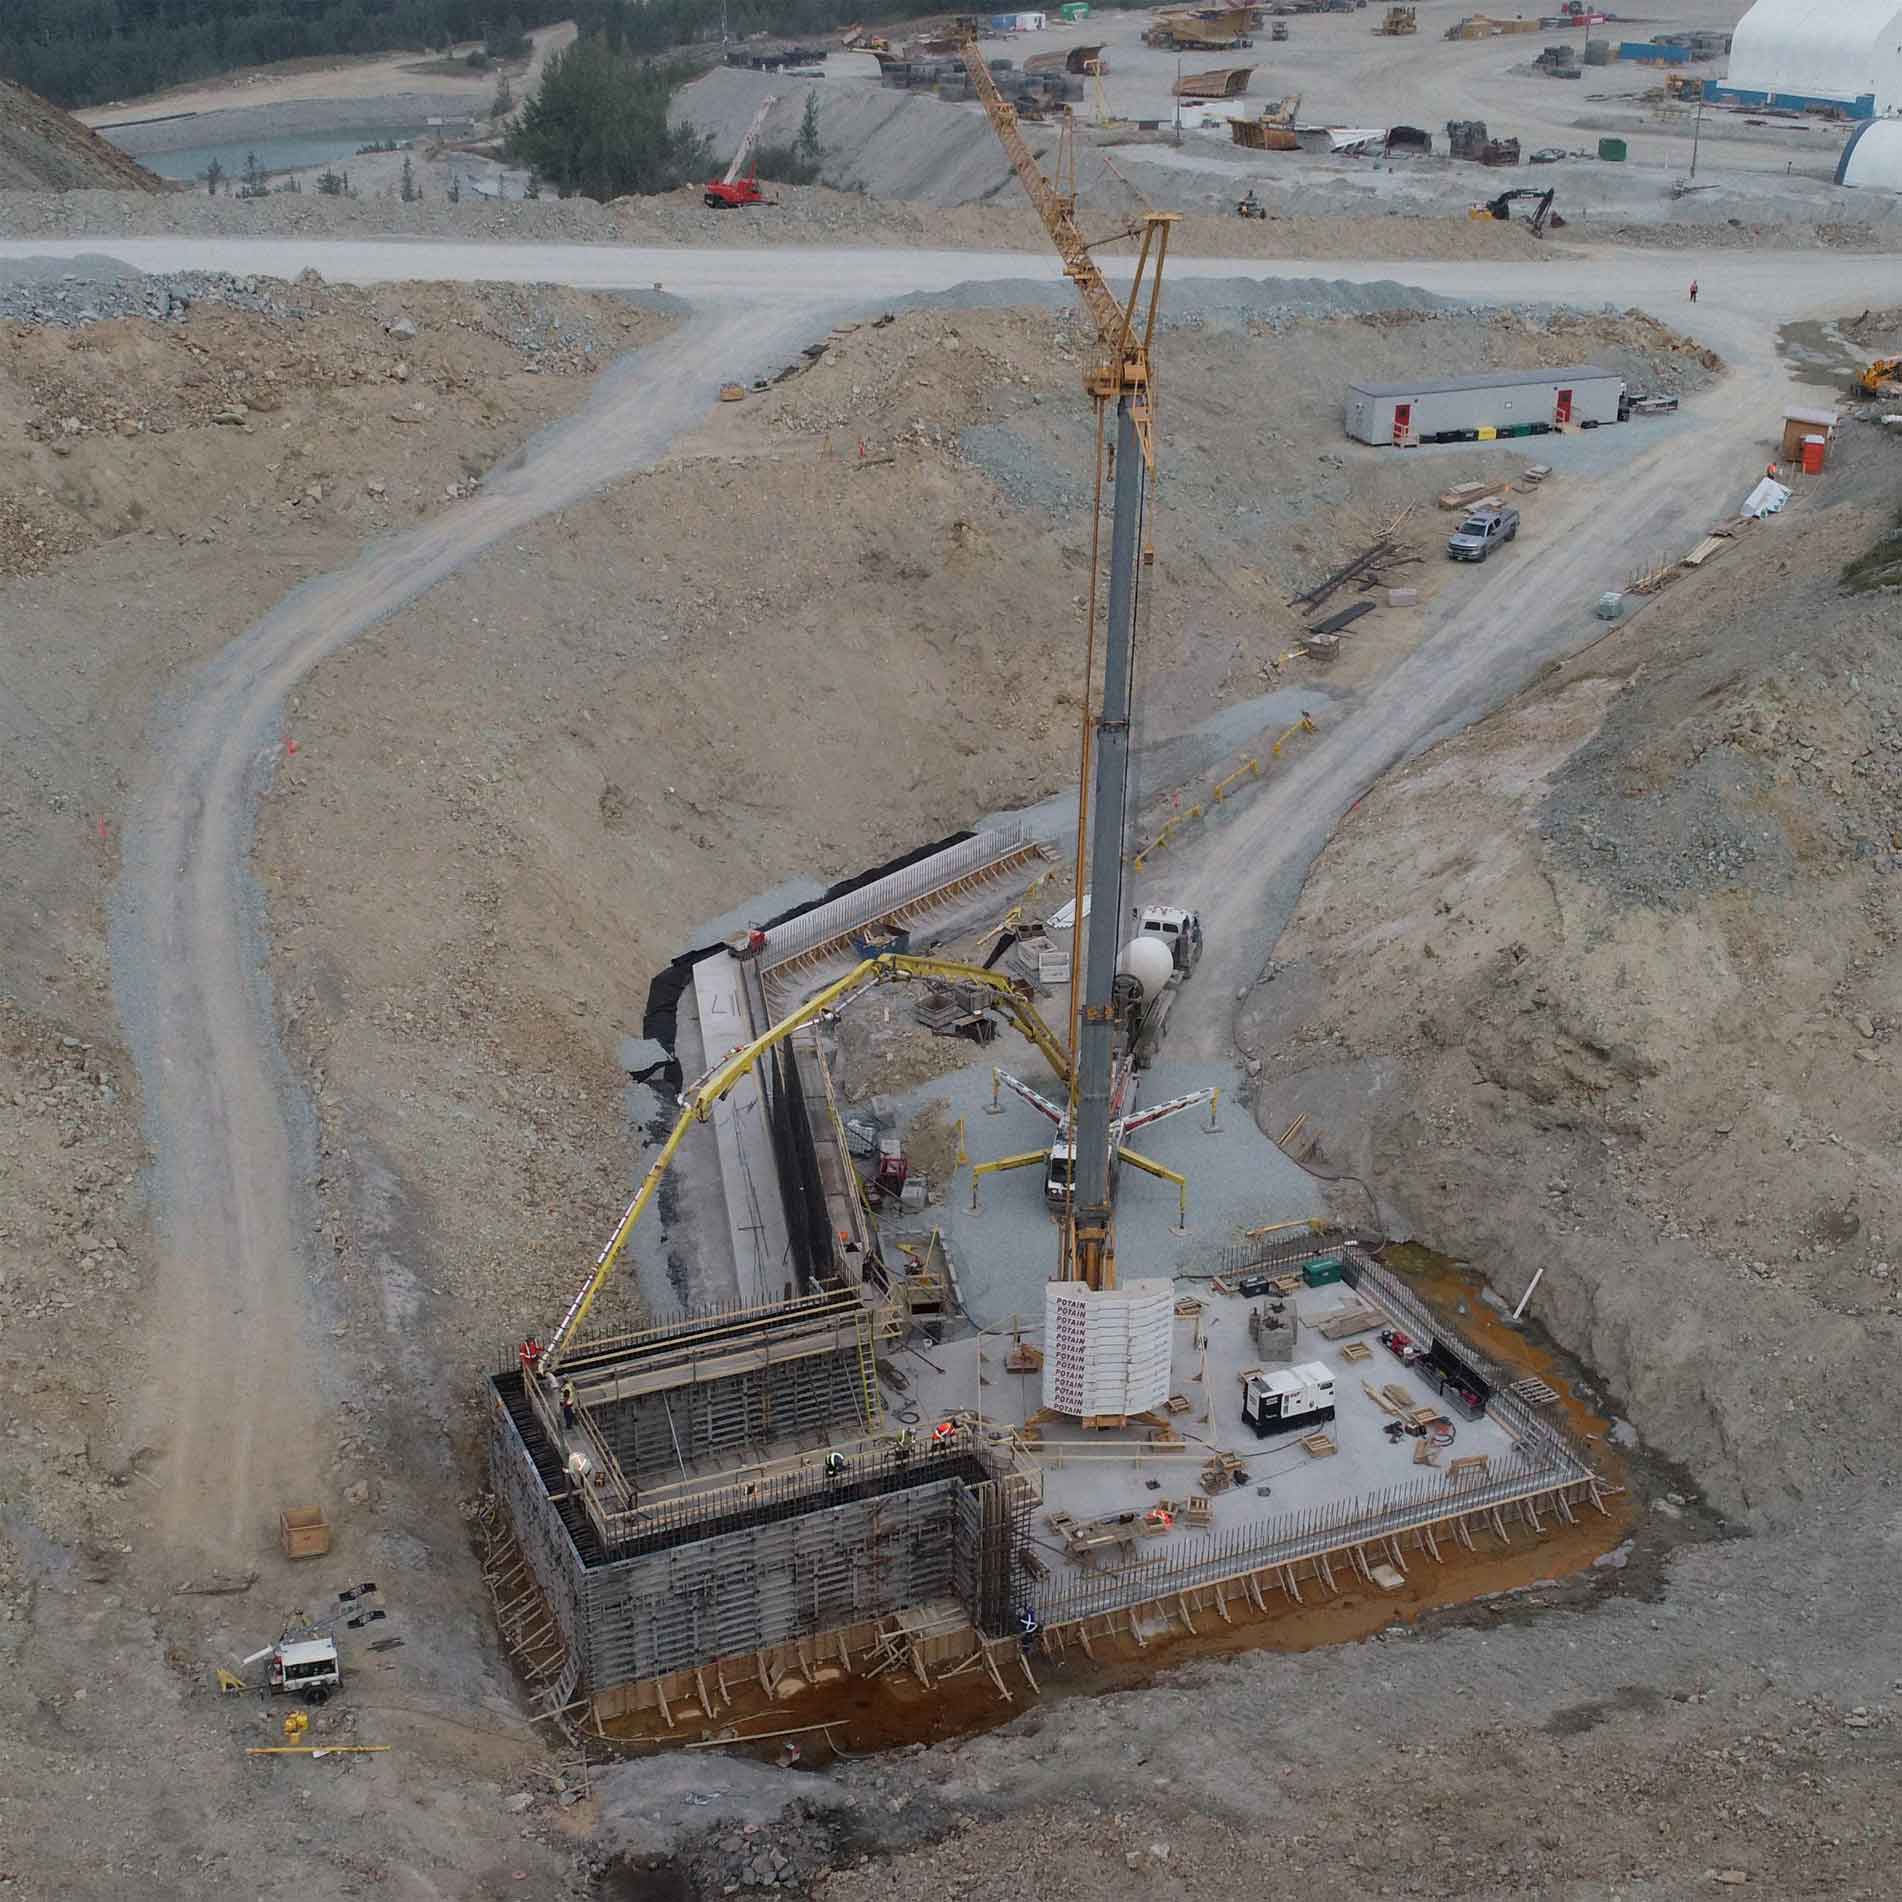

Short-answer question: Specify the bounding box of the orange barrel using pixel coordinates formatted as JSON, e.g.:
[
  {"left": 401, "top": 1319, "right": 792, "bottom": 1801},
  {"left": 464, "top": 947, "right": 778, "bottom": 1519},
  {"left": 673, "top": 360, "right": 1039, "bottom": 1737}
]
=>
[{"left": 1801, "top": 434, "right": 1827, "bottom": 475}]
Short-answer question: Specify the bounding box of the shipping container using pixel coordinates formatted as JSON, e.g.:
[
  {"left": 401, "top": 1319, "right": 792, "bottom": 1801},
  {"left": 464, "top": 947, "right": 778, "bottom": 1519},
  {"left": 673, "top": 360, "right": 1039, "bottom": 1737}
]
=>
[{"left": 1344, "top": 365, "right": 1626, "bottom": 446}]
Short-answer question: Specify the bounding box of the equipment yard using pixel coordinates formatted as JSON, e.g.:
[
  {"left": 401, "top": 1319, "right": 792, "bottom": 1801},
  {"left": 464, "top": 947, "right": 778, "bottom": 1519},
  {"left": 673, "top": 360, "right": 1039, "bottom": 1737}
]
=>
[{"left": 6, "top": 2, "right": 1902, "bottom": 1898}]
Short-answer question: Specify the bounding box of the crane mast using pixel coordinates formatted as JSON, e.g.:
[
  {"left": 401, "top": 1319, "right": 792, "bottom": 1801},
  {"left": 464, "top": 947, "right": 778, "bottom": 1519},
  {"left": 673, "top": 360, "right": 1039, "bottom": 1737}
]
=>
[{"left": 958, "top": 19, "right": 1176, "bottom": 1292}]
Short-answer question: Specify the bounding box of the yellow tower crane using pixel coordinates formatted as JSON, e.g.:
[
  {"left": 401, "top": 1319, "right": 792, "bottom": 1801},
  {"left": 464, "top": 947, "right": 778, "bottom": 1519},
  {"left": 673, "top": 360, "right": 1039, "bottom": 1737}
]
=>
[{"left": 957, "top": 18, "right": 1176, "bottom": 1294}]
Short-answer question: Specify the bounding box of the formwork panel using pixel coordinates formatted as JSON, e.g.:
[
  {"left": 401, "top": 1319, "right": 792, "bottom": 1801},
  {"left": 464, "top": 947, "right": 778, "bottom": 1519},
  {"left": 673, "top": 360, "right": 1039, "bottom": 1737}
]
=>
[
  {"left": 591, "top": 1346, "right": 868, "bottom": 1476},
  {"left": 580, "top": 1480, "right": 971, "bottom": 1686},
  {"left": 490, "top": 1379, "right": 1029, "bottom": 1704}
]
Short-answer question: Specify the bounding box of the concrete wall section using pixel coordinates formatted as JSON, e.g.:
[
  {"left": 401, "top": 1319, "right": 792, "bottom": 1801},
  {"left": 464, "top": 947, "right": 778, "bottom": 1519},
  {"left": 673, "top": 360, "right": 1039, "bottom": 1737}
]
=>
[
  {"left": 590, "top": 1346, "right": 869, "bottom": 1477},
  {"left": 578, "top": 1479, "right": 975, "bottom": 1687}
]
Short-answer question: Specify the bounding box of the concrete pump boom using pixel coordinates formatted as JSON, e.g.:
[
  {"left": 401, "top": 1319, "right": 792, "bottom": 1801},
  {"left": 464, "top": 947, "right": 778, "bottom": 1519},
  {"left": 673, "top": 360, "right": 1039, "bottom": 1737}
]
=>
[{"left": 542, "top": 952, "right": 1071, "bottom": 1370}]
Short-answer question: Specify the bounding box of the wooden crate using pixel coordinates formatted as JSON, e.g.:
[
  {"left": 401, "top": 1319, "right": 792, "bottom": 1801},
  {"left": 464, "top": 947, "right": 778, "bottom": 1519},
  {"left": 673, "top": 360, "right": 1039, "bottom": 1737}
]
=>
[{"left": 279, "top": 1505, "right": 331, "bottom": 1560}]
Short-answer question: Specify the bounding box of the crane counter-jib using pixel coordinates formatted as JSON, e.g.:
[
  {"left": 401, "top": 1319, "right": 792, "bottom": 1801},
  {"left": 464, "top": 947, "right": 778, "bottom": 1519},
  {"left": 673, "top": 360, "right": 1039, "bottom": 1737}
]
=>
[{"left": 540, "top": 952, "right": 1071, "bottom": 1369}]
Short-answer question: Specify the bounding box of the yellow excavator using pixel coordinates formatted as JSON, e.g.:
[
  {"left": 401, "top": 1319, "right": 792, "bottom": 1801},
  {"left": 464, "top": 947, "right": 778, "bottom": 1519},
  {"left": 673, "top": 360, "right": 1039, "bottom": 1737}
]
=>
[{"left": 1855, "top": 356, "right": 1902, "bottom": 399}]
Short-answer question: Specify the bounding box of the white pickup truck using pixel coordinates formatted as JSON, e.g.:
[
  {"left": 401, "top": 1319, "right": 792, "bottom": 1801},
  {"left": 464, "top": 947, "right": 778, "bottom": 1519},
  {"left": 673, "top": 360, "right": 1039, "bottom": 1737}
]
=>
[{"left": 1446, "top": 505, "right": 1520, "bottom": 563}]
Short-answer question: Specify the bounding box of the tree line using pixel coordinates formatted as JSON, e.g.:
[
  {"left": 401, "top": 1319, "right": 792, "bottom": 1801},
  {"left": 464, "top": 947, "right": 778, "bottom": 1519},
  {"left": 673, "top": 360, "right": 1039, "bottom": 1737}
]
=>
[{"left": 0, "top": 1, "right": 564, "bottom": 109}]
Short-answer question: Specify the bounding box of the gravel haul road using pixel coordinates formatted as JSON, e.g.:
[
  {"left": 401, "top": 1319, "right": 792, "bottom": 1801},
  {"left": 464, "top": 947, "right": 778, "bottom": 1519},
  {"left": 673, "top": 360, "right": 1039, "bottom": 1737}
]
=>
[
  {"left": 32, "top": 232, "right": 1901, "bottom": 1553},
  {"left": 105, "top": 299, "right": 820, "bottom": 1557}
]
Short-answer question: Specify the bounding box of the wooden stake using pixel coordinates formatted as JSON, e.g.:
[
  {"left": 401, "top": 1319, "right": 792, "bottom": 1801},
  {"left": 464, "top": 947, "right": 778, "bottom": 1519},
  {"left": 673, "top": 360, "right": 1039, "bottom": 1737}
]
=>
[{"left": 247, "top": 1744, "right": 390, "bottom": 1756}]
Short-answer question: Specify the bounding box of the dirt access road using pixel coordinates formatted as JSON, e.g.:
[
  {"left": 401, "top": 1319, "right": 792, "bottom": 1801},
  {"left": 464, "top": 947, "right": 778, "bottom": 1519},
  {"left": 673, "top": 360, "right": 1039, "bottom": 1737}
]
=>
[
  {"left": 1156, "top": 287, "right": 1824, "bottom": 1061},
  {"left": 100, "top": 298, "right": 818, "bottom": 1560},
  {"left": 11, "top": 232, "right": 1897, "bottom": 1559}
]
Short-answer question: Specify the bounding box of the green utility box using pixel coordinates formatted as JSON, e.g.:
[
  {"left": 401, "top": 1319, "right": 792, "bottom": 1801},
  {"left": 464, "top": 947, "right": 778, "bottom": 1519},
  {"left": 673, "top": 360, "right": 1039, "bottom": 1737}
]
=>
[
  {"left": 1598, "top": 137, "right": 1627, "bottom": 162},
  {"left": 1302, "top": 1256, "right": 1345, "bottom": 1288}
]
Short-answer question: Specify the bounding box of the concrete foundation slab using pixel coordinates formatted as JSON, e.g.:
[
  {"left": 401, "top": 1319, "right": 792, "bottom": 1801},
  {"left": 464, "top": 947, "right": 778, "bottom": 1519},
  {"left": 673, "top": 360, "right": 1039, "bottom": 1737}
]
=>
[{"left": 882, "top": 1053, "right": 1326, "bottom": 1326}]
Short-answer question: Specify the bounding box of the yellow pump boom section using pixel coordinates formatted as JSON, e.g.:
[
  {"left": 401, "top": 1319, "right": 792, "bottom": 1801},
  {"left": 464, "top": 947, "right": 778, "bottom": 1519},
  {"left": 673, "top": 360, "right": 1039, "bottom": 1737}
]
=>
[{"left": 543, "top": 952, "right": 1071, "bottom": 1370}]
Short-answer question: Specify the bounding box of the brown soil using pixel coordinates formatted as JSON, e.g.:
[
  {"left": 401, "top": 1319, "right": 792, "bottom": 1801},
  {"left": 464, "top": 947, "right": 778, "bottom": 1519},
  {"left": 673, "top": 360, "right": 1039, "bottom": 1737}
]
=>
[
  {"left": 245, "top": 300, "right": 1705, "bottom": 1378},
  {"left": 1245, "top": 418, "right": 1902, "bottom": 1524},
  {"left": 0, "top": 75, "right": 161, "bottom": 192}
]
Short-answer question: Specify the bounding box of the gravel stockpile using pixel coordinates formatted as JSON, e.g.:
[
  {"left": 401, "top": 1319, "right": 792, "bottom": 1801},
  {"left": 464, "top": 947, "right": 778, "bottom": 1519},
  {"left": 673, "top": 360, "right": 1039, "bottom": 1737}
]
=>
[
  {"left": 956, "top": 422, "right": 1088, "bottom": 514},
  {"left": 0, "top": 74, "right": 162, "bottom": 192},
  {"left": 0, "top": 252, "right": 674, "bottom": 368},
  {"left": 0, "top": 251, "right": 289, "bottom": 325},
  {"left": 1540, "top": 744, "right": 1799, "bottom": 910}
]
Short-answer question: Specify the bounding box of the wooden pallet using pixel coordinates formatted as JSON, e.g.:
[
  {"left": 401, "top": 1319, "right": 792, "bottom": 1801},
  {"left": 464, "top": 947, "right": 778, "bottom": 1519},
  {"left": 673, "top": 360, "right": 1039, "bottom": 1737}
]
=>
[
  {"left": 1316, "top": 1303, "right": 1383, "bottom": 1340},
  {"left": 1299, "top": 1432, "right": 1337, "bottom": 1459},
  {"left": 1509, "top": 1377, "right": 1560, "bottom": 1408},
  {"left": 1340, "top": 1341, "right": 1373, "bottom": 1363}
]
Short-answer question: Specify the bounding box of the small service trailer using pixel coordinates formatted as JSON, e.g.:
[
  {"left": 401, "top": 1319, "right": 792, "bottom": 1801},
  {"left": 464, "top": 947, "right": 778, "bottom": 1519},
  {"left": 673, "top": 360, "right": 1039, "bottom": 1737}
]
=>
[
  {"left": 1243, "top": 1358, "right": 1336, "bottom": 1438},
  {"left": 1345, "top": 365, "right": 1627, "bottom": 447}
]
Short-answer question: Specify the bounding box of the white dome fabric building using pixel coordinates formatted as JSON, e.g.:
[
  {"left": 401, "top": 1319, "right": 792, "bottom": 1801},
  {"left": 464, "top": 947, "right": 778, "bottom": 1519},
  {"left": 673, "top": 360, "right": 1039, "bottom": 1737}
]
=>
[
  {"left": 1722, "top": 0, "right": 1902, "bottom": 115},
  {"left": 1838, "top": 118, "right": 1902, "bottom": 191}
]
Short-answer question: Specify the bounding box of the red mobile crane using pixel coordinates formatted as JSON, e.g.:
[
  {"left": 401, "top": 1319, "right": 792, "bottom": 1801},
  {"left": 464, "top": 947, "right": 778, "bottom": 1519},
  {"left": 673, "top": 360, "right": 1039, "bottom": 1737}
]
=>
[{"left": 704, "top": 94, "right": 778, "bottom": 209}]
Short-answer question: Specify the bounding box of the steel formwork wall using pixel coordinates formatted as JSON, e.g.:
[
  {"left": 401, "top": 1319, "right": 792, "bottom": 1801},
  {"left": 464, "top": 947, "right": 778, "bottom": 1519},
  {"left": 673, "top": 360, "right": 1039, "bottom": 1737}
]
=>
[
  {"left": 589, "top": 1346, "right": 867, "bottom": 1476},
  {"left": 579, "top": 1479, "right": 971, "bottom": 1686},
  {"left": 489, "top": 1392, "right": 1027, "bottom": 1699},
  {"left": 490, "top": 1399, "right": 584, "bottom": 1668}
]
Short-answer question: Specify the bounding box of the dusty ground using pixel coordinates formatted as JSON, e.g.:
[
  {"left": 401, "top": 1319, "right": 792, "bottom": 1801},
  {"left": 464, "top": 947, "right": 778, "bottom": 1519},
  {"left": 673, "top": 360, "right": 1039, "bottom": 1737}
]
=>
[
  {"left": 0, "top": 76, "right": 160, "bottom": 192},
  {"left": 246, "top": 292, "right": 1709, "bottom": 1382},
  {"left": 1241, "top": 417, "right": 1902, "bottom": 1525},
  {"left": 1, "top": 205, "right": 1897, "bottom": 1900},
  {"left": 0, "top": 272, "right": 658, "bottom": 577},
  {"left": 0, "top": 176, "right": 1556, "bottom": 260}
]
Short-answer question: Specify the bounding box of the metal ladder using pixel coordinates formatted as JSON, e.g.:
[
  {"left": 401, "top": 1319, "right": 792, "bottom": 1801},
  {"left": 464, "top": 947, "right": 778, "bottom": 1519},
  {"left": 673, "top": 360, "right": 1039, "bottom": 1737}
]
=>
[{"left": 853, "top": 1309, "right": 883, "bottom": 1431}]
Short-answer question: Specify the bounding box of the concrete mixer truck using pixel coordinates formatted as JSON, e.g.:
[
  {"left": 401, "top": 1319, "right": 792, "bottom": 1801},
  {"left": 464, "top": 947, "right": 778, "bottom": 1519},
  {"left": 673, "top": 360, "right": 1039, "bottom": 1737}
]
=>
[{"left": 1119, "top": 903, "right": 1203, "bottom": 1070}]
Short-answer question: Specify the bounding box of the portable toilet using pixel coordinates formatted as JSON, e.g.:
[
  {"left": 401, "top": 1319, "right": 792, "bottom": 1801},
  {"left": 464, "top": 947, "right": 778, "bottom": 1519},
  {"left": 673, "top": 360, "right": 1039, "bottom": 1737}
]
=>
[
  {"left": 1801, "top": 435, "right": 1827, "bottom": 475},
  {"left": 1781, "top": 406, "right": 1838, "bottom": 462}
]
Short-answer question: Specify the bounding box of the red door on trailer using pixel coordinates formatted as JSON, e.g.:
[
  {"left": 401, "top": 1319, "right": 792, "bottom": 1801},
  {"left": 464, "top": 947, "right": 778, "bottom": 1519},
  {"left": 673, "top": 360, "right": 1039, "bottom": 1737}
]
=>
[
  {"left": 1393, "top": 402, "right": 1412, "bottom": 445},
  {"left": 1555, "top": 387, "right": 1574, "bottom": 424}
]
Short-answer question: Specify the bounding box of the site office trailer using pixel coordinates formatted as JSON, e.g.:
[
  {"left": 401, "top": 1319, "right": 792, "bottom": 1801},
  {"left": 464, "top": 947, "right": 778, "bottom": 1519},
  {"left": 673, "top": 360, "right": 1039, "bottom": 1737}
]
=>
[{"left": 1345, "top": 366, "right": 1627, "bottom": 446}]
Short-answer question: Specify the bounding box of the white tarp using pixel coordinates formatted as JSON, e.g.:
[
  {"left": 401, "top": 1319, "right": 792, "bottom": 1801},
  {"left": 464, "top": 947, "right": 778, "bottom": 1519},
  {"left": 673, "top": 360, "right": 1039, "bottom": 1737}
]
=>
[
  {"left": 1328, "top": 126, "right": 1386, "bottom": 152},
  {"left": 1742, "top": 477, "right": 1792, "bottom": 518},
  {"left": 1729, "top": 0, "right": 1902, "bottom": 113}
]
